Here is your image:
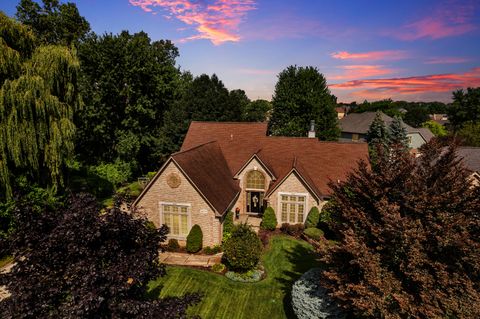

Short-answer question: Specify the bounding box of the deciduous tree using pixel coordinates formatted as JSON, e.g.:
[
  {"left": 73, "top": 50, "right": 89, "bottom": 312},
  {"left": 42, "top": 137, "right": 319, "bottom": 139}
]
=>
[
  {"left": 448, "top": 87, "right": 480, "bottom": 131},
  {"left": 320, "top": 141, "right": 480, "bottom": 318},
  {"left": 269, "top": 66, "right": 339, "bottom": 140},
  {"left": 0, "top": 193, "right": 200, "bottom": 318}
]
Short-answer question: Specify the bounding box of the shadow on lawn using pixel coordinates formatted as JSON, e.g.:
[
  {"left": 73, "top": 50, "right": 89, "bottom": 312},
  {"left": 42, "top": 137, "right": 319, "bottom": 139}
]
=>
[{"left": 274, "top": 241, "right": 321, "bottom": 318}]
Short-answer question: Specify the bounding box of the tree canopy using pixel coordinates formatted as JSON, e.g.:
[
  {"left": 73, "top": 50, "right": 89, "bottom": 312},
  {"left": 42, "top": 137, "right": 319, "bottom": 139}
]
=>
[
  {"left": 16, "top": 0, "right": 90, "bottom": 45},
  {"left": 389, "top": 116, "right": 409, "bottom": 148},
  {"left": 269, "top": 66, "right": 339, "bottom": 140},
  {"left": 0, "top": 12, "right": 81, "bottom": 198},
  {"left": 0, "top": 193, "right": 200, "bottom": 318},
  {"left": 243, "top": 99, "right": 271, "bottom": 122},
  {"left": 75, "top": 31, "right": 181, "bottom": 172},
  {"left": 321, "top": 141, "right": 480, "bottom": 318},
  {"left": 448, "top": 87, "right": 480, "bottom": 131}
]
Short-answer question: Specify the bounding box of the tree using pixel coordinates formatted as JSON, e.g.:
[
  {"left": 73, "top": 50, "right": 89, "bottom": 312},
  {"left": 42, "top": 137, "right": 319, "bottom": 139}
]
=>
[
  {"left": 0, "top": 13, "right": 81, "bottom": 198},
  {"left": 16, "top": 0, "right": 90, "bottom": 45},
  {"left": 448, "top": 87, "right": 480, "bottom": 131},
  {"left": 458, "top": 122, "right": 480, "bottom": 147},
  {"left": 0, "top": 193, "right": 200, "bottom": 318},
  {"left": 269, "top": 66, "right": 339, "bottom": 140},
  {"left": 366, "top": 112, "right": 390, "bottom": 147},
  {"left": 75, "top": 31, "right": 180, "bottom": 172},
  {"left": 422, "top": 120, "right": 447, "bottom": 137},
  {"left": 223, "top": 223, "right": 262, "bottom": 272},
  {"left": 320, "top": 141, "right": 480, "bottom": 318},
  {"left": 243, "top": 99, "right": 271, "bottom": 122},
  {"left": 403, "top": 104, "right": 429, "bottom": 127},
  {"left": 388, "top": 115, "right": 409, "bottom": 148},
  {"left": 158, "top": 73, "right": 247, "bottom": 159}
]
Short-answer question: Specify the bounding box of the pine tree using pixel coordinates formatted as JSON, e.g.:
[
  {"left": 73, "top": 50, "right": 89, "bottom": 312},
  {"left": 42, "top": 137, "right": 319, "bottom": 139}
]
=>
[
  {"left": 0, "top": 13, "right": 81, "bottom": 198},
  {"left": 366, "top": 112, "right": 390, "bottom": 146},
  {"left": 389, "top": 115, "right": 409, "bottom": 148}
]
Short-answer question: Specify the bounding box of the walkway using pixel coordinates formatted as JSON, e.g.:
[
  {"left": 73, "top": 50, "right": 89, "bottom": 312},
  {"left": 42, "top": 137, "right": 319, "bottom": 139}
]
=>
[
  {"left": 159, "top": 252, "right": 222, "bottom": 267},
  {"left": 235, "top": 214, "right": 262, "bottom": 233}
]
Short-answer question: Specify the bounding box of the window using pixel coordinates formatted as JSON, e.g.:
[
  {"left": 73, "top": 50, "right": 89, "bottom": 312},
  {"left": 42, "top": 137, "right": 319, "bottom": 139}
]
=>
[
  {"left": 162, "top": 204, "right": 189, "bottom": 237},
  {"left": 352, "top": 133, "right": 359, "bottom": 141},
  {"left": 246, "top": 170, "right": 265, "bottom": 190},
  {"left": 279, "top": 194, "right": 306, "bottom": 223}
]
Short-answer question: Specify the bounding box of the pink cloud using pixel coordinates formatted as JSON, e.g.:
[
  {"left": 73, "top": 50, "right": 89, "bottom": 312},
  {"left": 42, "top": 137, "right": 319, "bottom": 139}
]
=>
[
  {"left": 393, "top": 0, "right": 478, "bottom": 40},
  {"left": 329, "top": 65, "right": 396, "bottom": 80},
  {"left": 425, "top": 57, "right": 470, "bottom": 64},
  {"left": 331, "top": 50, "right": 408, "bottom": 61},
  {"left": 330, "top": 67, "right": 480, "bottom": 102},
  {"left": 129, "top": 0, "right": 256, "bottom": 45}
]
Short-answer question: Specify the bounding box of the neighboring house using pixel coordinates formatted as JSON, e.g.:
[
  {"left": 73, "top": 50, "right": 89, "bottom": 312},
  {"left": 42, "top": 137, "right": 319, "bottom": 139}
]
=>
[
  {"left": 457, "top": 147, "right": 480, "bottom": 187},
  {"left": 133, "top": 122, "right": 368, "bottom": 246},
  {"left": 335, "top": 107, "right": 347, "bottom": 119},
  {"left": 429, "top": 114, "right": 449, "bottom": 126},
  {"left": 339, "top": 112, "right": 434, "bottom": 149}
]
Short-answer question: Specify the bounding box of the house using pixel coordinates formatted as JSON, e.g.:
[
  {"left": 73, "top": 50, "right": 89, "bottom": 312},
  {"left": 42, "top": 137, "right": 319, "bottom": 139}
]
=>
[
  {"left": 133, "top": 122, "right": 369, "bottom": 247},
  {"left": 335, "top": 107, "right": 347, "bottom": 119},
  {"left": 429, "top": 113, "right": 449, "bottom": 126},
  {"left": 457, "top": 147, "right": 480, "bottom": 186},
  {"left": 339, "top": 112, "right": 434, "bottom": 149}
]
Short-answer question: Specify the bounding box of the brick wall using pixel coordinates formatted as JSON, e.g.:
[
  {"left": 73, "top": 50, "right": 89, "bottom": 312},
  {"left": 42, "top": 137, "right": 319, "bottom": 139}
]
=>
[{"left": 134, "top": 160, "right": 222, "bottom": 247}]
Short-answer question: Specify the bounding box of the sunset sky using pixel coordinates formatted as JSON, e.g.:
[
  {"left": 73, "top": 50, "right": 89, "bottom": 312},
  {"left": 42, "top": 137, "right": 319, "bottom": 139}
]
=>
[{"left": 3, "top": 0, "right": 480, "bottom": 102}]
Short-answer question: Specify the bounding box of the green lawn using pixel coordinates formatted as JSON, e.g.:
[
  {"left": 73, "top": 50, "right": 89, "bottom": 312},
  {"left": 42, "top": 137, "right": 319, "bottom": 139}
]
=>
[
  {"left": 0, "top": 255, "right": 13, "bottom": 269},
  {"left": 149, "top": 235, "right": 319, "bottom": 319}
]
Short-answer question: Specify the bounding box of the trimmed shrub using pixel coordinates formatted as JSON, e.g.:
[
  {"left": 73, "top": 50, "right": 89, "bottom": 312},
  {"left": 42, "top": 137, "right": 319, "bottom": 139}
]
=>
[
  {"left": 318, "top": 201, "right": 336, "bottom": 239},
  {"left": 211, "top": 263, "right": 226, "bottom": 273},
  {"left": 203, "top": 245, "right": 221, "bottom": 255},
  {"left": 222, "top": 211, "right": 234, "bottom": 242},
  {"left": 280, "top": 223, "right": 305, "bottom": 237},
  {"left": 292, "top": 268, "right": 345, "bottom": 319},
  {"left": 305, "top": 206, "right": 320, "bottom": 228},
  {"left": 186, "top": 224, "right": 203, "bottom": 253},
  {"left": 166, "top": 238, "right": 180, "bottom": 252},
  {"left": 223, "top": 223, "right": 262, "bottom": 272},
  {"left": 304, "top": 228, "right": 324, "bottom": 241},
  {"left": 260, "top": 207, "right": 277, "bottom": 230}
]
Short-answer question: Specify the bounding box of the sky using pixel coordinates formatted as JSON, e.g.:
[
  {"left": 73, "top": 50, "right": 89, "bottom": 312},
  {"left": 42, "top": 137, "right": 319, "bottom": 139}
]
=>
[{"left": 2, "top": 0, "right": 480, "bottom": 103}]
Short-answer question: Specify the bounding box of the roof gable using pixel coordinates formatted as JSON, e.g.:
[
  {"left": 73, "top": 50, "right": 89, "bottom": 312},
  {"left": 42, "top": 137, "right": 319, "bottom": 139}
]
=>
[{"left": 233, "top": 153, "right": 276, "bottom": 180}]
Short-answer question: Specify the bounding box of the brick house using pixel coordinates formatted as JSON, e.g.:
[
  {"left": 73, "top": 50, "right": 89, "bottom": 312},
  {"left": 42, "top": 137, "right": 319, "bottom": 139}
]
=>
[{"left": 133, "top": 122, "right": 368, "bottom": 247}]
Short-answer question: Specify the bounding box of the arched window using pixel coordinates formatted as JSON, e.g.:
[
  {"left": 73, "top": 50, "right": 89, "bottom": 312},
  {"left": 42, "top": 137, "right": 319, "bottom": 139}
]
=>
[{"left": 246, "top": 170, "right": 265, "bottom": 190}]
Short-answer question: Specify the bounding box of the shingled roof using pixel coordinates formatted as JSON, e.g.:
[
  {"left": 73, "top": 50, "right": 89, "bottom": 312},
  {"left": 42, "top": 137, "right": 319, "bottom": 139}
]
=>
[
  {"left": 180, "top": 121, "right": 369, "bottom": 200},
  {"left": 172, "top": 141, "right": 240, "bottom": 214},
  {"left": 339, "top": 112, "right": 434, "bottom": 142},
  {"left": 457, "top": 147, "right": 480, "bottom": 173}
]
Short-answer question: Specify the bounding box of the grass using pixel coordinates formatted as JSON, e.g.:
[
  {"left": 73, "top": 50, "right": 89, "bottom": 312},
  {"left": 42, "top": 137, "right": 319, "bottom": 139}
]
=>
[
  {"left": 149, "top": 235, "right": 319, "bottom": 319},
  {"left": 0, "top": 255, "right": 13, "bottom": 269}
]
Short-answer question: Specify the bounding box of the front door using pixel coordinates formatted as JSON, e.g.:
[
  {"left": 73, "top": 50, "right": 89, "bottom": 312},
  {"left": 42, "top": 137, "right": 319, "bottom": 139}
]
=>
[{"left": 247, "top": 191, "right": 264, "bottom": 214}]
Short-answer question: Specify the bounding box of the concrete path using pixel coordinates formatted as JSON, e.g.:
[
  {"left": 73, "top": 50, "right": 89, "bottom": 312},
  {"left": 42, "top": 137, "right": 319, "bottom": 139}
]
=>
[
  {"left": 159, "top": 252, "right": 222, "bottom": 267},
  {"left": 235, "top": 215, "right": 262, "bottom": 233}
]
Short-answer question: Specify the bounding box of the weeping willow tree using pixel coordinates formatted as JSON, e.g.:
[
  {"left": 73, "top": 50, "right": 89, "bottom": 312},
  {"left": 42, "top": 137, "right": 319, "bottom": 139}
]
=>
[{"left": 0, "top": 12, "right": 81, "bottom": 198}]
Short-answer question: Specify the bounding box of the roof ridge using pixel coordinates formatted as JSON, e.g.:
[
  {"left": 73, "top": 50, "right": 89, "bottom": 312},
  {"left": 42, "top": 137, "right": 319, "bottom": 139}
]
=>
[
  {"left": 190, "top": 121, "right": 268, "bottom": 125},
  {"left": 172, "top": 140, "right": 218, "bottom": 156}
]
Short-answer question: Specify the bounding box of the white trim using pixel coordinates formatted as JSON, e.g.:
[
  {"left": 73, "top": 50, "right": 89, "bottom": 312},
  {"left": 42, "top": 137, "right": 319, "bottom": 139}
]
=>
[
  {"left": 159, "top": 201, "right": 192, "bottom": 240},
  {"left": 277, "top": 191, "right": 309, "bottom": 224}
]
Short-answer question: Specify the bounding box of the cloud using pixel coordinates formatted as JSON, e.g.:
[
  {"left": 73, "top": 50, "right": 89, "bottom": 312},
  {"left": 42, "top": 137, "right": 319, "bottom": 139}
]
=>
[
  {"left": 329, "top": 67, "right": 480, "bottom": 102},
  {"left": 393, "top": 0, "right": 478, "bottom": 40},
  {"left": 331, "top": 50, "right": 408, "bottom": 61},
  {"left": 129, "top": 0, "right": 256, "bottom": 45},
  {"left": 425, "top": 57, "right": 470, "bottom": 64},
  {"left": 329, "top": 65, "right": 396, "bottom": 80}
]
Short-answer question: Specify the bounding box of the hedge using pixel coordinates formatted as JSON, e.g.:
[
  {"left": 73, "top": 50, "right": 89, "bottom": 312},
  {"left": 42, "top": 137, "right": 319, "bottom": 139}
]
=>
[
  {"left": 186, "top": 224, "right": 203, "bottom": 253},
  {"left": 260, "top": 207, "right": 277, "bottom": 230}
]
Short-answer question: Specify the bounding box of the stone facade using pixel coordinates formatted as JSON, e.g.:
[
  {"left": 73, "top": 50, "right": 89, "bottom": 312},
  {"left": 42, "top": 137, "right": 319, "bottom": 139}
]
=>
[
  {"left": 135, "top": 160, "right": 222, "bottom": 247},
  {"left": 269, "top": 172, "right": 321, "bottom": 224}
]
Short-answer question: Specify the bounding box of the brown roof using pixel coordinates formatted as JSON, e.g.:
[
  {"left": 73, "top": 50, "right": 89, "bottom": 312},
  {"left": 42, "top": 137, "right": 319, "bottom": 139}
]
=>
[
  {"left": 457, "top": 147, "right": 480, "bottom": 173},
  {"left": 172, "top": 141, "right": 240, "bottom": 214},
  {"left": 181, "top": 121, "right": 369, "bottom": 198}
]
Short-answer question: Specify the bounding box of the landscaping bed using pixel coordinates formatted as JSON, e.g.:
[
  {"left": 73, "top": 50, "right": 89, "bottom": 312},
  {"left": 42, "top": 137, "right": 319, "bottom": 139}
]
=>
[{"left": 149, "top": 235, "right": 320, "bottom": 319}]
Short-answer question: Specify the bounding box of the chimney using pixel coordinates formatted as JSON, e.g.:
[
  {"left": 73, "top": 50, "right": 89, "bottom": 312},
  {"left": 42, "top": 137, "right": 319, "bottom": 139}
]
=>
[{"left": 308, "top": 120, "right": 316, "bottom": 138}]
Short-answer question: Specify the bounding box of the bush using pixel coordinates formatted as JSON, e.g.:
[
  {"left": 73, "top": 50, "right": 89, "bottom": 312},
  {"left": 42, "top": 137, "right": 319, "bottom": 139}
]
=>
[
  {"left": 258, "top": 229, "right": 270, "bottom": 247},
  {"left": 280, "top": 223, "right": 305, "bottom": 237},
  {"left": 304, "top": 228, "right": 324, "bottom": 241},
  {"left": 225, "top": 267, "right": 264, "bottom": 283},
  {"left": 186, "top": 224, "right": 203, "bottom": 253},
  {"left": 305, "top": 206, "right": 320, "bottom": 228},
  {"left": 203, "top": 245, "right": 221, "bottom": 255},
  {"left": 90, "top": 160, "right": 132, "bottom": 189},
  {"left": 166, "top": 238, "right": 180, "bottom": 252},
  {"left": 223, "top": 223, "right": 262, "bottom": 272},
  {"left": 211, "top": 263, "right": 226, "bottom": 273},
  {"left": 260, "top": 207, "right": 277, "bottom": 230},
  {"left": 222, "top": 211, "right": 234, "bottom": 242},
  {"left": 292, "top": 268, "right": 345, "bottom": 319}
]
